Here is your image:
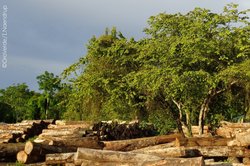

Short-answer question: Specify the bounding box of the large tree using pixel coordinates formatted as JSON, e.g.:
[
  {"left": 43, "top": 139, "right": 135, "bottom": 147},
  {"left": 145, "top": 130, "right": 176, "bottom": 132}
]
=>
[
  {"left": 36, "top": 71, "right": 62, "bottom": 119},
  {"left": 136, "top": 3, "right": 250, "bottom": 135},
  {"left": 63, "top": 4, "right": 250, "bottom": 136},
  {"left": 0, "top": 83, "right": 34, "bottom": 122}
]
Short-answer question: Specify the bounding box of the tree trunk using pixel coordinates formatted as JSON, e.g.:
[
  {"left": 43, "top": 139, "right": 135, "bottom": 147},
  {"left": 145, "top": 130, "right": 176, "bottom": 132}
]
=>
[
  {"left": 75, "top": 156, "right": 205, "bottom": 166},
  {"left": 0, "top": 143, "right": 25, "bottom": 162},
  {"left": 198, "top": 89, "right": 214, "bottom": 136},
  {"left": 143, "top": 157, "right": 205, "bottom": 166},
  {"left": 102, "top": 133, "right": 183, "bottom": 151},
  {"left": 45, "top": 153, "right": 75, "bottom": 165},
  {"left": 48, "top": 136, "right": 104, "bottom": 149},
  {"left": 17, "top": 141, "right": 77, "bottom": 164},
  {"left": 133, "top": 145, "right": 250, "bottom": 158},
  {"left": 74, "top": 148, "right": 162, "bottom": 166},
  {"left": 185, "top": 110, "right": 193, "bottom": 137}
]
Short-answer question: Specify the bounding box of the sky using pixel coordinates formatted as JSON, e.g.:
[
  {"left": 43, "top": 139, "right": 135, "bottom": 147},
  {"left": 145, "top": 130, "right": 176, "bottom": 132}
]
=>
[{"left": 0, "top": 0, "right": 250, "bottom": 90}]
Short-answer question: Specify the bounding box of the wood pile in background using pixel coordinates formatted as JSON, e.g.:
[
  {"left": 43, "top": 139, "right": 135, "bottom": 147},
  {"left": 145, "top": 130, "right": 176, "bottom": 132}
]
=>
[
  {"left": 216, "top": 121, "right": 250, "bottom": 138},
  {"left": 183, "top": 125, "right": 210, "bottom": 137},
  {"left": 91, "top": 120, "right": 158, "bottom": 141},
  {"left": 0, "top": 120, "right": 53, "bottom": 143}
]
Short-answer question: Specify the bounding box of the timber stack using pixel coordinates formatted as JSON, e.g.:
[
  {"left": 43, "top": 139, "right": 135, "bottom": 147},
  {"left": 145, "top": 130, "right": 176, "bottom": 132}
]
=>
[
  {"left": 216, "top": 121, "right": 250, "bottom": 138},
  {"left": 0, "top": 120, "right": 54, "bottom": 162},
  {"left": 2, "top": 120, "right": 250, "bottom": 165},
  {"left": 0, "top": 120, "right": 53, "bottom": 143},
  {"left": 90, "top": 120, "right": 158, "bottom": 140}
]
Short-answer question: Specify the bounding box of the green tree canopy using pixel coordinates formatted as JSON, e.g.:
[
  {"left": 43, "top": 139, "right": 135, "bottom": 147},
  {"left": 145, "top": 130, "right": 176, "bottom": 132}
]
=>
[{"left": 62, "top": 4, "right": 250, "bottom": 136}]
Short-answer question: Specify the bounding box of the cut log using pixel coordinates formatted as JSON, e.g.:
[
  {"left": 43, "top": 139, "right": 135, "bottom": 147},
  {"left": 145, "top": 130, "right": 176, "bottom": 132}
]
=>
[
  {"left": 232, "top": 130, "right": 250, "bottom": 146},
  {"left": 74, "top": 148, "right": 204, "bottom": 166},
  {"left": 132, "top": 146, "right": 200, "bottom": 158},
  {"left": 0, "top": 143, "right": 25, "bottom": 162},
  {"left": 55, "top": 120, "right": 92, "bottom": 126},
  {"left": 103, "top": 133, "right": 183, "bottom": 151},
  {"left": 178, "top": 137, "right": 232, "bottom": 147},
  {"left": 143, "top": 157, "right": 205, "bottom": 166},
  {"left": 48, "top": 124, "right": 91, "bottom": 130},
  {"left": 25, "top": 141, "right": 76, "bottom": 155},
  {"left": 215, "top": 126, "right": 245, "bottom": 138},
  {"left": 17, "top": 150, "right": 40, "bottom": 164},
  {"left": 48, "top": 136, "right": 104, "bottom": 149},
  {"left": 78, "top": 157, "right": 205, "bottom": 166},
  {"left": 133, "top": 145, "right": 250, "bottom": 158},
  {"left": 220, "top": 121, "right": 250, "bottom": 128},
  {"left": 74, "top": 148, "right": 162, "bottom": 165},
  {"left": 45, "top": 153, "right": 75, "bottom": 165},
  {"left": 16, "top": 141, "right": 77, "bottom": 164}
]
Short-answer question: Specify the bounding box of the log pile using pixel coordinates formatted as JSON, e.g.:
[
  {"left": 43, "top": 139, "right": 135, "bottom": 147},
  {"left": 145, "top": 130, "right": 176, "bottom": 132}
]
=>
[
  {"left": 183, "top": 125, "right": 210, "bottom": 137},
  {"left": 216, "top": 121, "right": 250, "bottom": 138},
  {"left": 91, "top": 120, "right": 158, "bottom": 141},
  {"left": 0, "top": 120, "right": 53, "bottom": 143},
  {"left": 35, "top": 120, "right": 99, "bottom": 146},
  {"left": 0, "top": 120, "right": 53, "bottom": 162},
  {"left": 4, "top": 120, "right": 250, "bottom": 165}
]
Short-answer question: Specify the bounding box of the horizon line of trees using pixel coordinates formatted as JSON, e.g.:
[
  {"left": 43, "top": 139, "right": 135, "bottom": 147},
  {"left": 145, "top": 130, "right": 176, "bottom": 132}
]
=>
[{"left": 1, "top": 4, "right": 250, "bottom": 136}]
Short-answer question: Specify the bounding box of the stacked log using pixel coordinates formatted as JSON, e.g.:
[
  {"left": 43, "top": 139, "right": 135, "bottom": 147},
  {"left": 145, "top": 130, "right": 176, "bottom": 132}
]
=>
[
  {"left": 6, "top": 120, "right": 250, "bottom": 165},
  {"left": 45, "top": 148, "right": 205, "bottom": 166},
  {"left": 0, "top": 143, "right": 25, "bottom": 162},
  {"left": 103, "top": 133, "right": 183, "bottom": 151},
  {"left": 0, "top": 120, "right": 52, "bottom": 143},
  {"left": 91, "top": 121, "right": 158, "bottom": 141},
  {"left": 216, "top": 121, "right": 250, "bottom": 138},
  {"left": 35, "top": 121, "right": 95, "bottom": 144},
  {"left": 17, "top": 141, "right": 76, "bottom": 164},
  {"left": 183, "top": 125, "right": 210, "bottom": 137}
]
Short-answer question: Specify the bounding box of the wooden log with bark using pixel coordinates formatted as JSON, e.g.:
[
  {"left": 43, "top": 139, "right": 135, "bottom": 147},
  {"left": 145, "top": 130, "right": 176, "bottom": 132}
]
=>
[
  {"left": 103, "top": 133, "right": 183, "bottom": 151},
  {"left": 45, "top": 153, "right": 75, "bottom": 165},
  {"left": 77, "top": 157, "right": 205, "bottom": 166},
  {"left": 48, "top": 136, "right": 104, "bottom": 149},
  {"left": 74, "top": 148, "right": 162, "bottom": 166},
  {"left": 0, "top": 120, "right": 51, "bottom": 143},
  {"left": 133, "top": 145, "right": 250, "bottom": 158},
  {"left": 92, "top": 121, "right": 157, "bottom": 141},
  {"left": 177, "top": 137, "right": 232, "bottom": 147},
  {"left": 215, "top": 121, "right": 250, "bottom": 138},
  {"left": 0, "top": 143, "right": 25, "bottom": 162},
  {"left": 74, "top": 148, "right": 205, "bottom": 166},
  {"left": 17, "top": 141, "right": 77, "bottom": 164},
  {"left": 142, "top": 157, "right": 205, "bottom": 166}
]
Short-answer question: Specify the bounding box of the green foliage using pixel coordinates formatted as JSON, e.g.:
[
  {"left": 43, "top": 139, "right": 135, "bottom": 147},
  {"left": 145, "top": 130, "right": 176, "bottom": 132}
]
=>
[
  {"left": 0, "top": 83, "right": 35, "bottom": 122},
  {"left": 147, "top": 109, "right": 176, "bottom": 135},
  {"left": 36, "top": 71, "right": 64, "bottom": 119},
  {"left": 61, "top": 5, "right": 250, "bottom": 135}
]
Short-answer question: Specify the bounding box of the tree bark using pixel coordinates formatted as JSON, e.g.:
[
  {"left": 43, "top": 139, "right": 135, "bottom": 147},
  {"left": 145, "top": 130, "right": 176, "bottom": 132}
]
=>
[
  {"left": 74, "top": 148, "right": 162, "bottom": 165},
  {"left": 133, "top": 145, "right": 250, "bottom": 158},
  {"left": 48, "top": 136, "right": 104, "bottom": 149},
  {"left": 143, "top": 157, "right": 205, "bottom": 166},
  {"left": 45, "top": 153, "right": 75, "bottom": 165},
  {"left": 17, "top": 141, "right": 77, "bottom": 164},
  {"left": 0, "top": 143, "right": 25, "bottom": 162},
  {"left": 76, "top": 157, "right": 205, "bottom": 166},
  {"left": 102, "top": 133, "right": 183, "bottom": 151}
]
